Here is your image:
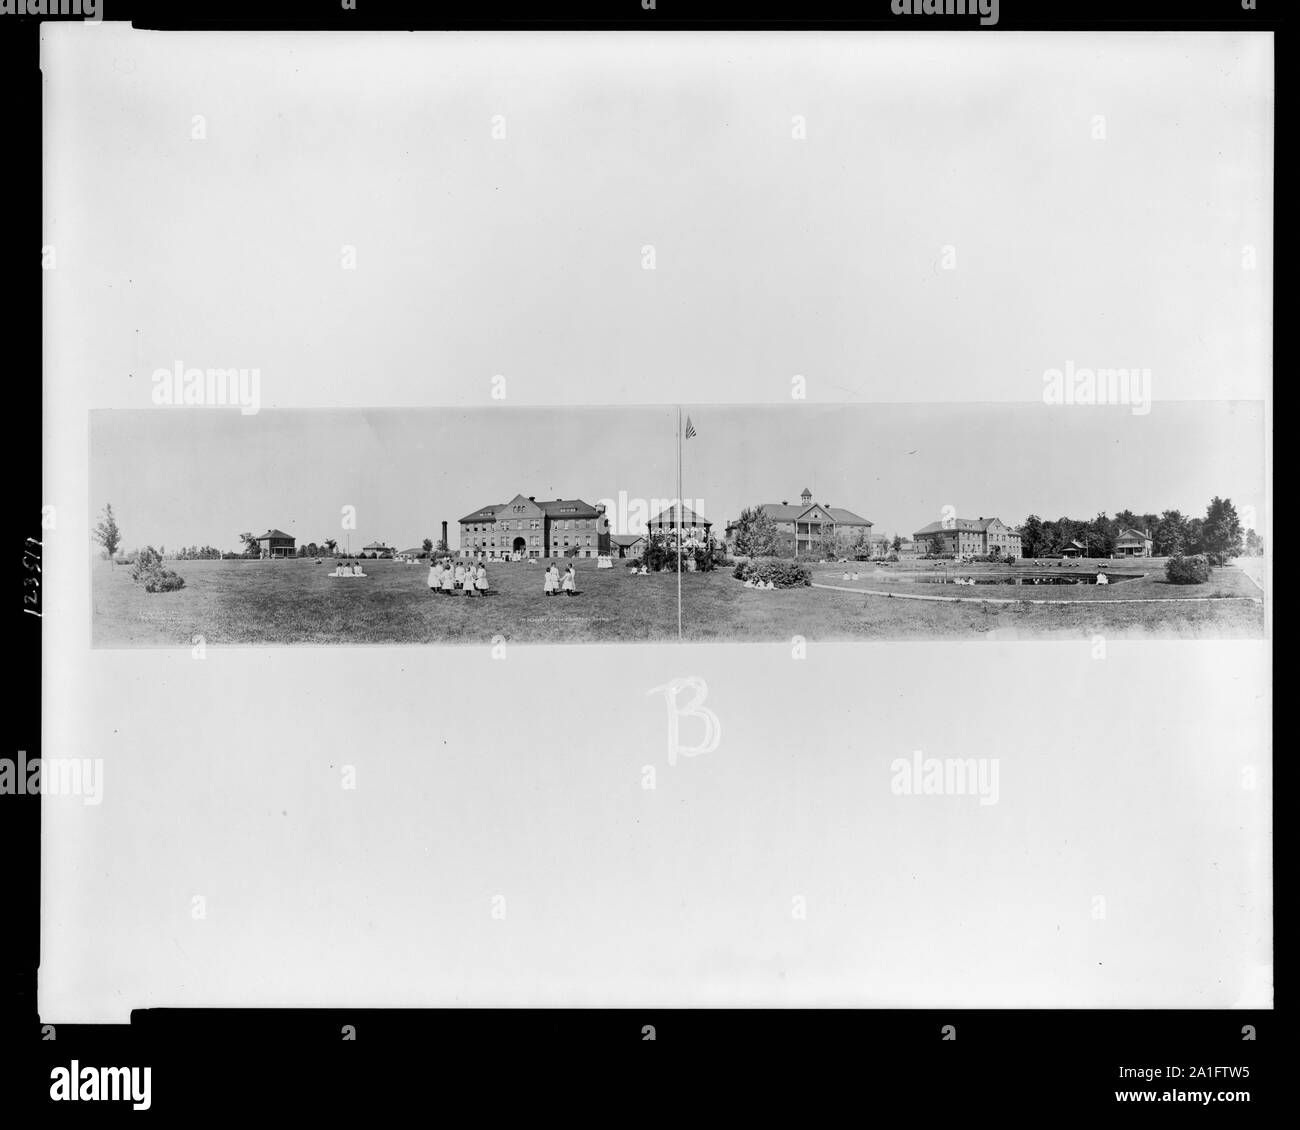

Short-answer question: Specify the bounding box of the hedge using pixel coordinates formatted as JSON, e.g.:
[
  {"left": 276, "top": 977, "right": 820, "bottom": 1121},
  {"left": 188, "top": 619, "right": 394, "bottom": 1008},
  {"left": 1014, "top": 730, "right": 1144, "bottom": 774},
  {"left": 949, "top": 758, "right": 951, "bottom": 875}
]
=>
[
  {"left": 1165, "top": 553, "right": 1210, "bottom": 585},
  {"left": 733, "top": 558, "right": 812, "bottom": 588}
]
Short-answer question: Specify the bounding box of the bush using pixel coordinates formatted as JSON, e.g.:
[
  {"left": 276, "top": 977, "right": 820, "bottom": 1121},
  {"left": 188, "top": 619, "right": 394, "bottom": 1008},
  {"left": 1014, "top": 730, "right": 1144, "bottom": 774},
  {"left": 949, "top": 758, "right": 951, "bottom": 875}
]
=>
[
  {"left": 643, "top": 536, "right": 716, "bottom": 572},
  {"left": 1165, "top": 553, "right": 1210, "bottom": 585},
  {"left": 129, "top": 546, "right": 187, "bottom": 592},
  {"left": 733, "top": 558, "right": 811, "bottom": 588}
]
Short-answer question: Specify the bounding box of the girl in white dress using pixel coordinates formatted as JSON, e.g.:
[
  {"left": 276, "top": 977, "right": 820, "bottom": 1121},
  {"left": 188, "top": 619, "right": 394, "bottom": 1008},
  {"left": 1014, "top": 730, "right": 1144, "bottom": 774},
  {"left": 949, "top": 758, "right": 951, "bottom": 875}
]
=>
[
  {"left": 428, "top": 559, "right": 440, "bottom": 591},
  {"left": 562, "top": 564, "right": 576, "bottom": 595},
  {"left": 441, "top": 562, "right": 455, "bottom": 594},
  {"left": 475, "top": 563, "right": 488, "bottom": 595},
  {"left": 544, "top": 562, "right": 558, "bottom": 596}
]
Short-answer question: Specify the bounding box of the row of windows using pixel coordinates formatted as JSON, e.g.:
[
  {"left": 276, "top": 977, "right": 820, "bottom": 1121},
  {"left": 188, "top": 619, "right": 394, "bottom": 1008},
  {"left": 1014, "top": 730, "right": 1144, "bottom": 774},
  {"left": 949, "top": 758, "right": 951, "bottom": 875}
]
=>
[
  {"left": 464, "top": 518, "right": 600, "bottom": 533},
  {"left": 468, "top": 535, "right": 597, "bottom": 547}
]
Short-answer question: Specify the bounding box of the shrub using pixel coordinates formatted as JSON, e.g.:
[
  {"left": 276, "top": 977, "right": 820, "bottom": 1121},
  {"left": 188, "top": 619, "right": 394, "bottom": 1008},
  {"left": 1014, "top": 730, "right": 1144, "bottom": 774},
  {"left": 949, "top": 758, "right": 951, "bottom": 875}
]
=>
[
  {"left": 130, "top": 546, "right": 186, "bottom": 592},
  {"left": 733, "top": 558, "right": 811, "bottom": 588},
  {"left": 1165, "top": 553, "right": 1210, "bottom": 585},
  {"left": 642, "top": 538, "right": 716, "bottom": 572}
]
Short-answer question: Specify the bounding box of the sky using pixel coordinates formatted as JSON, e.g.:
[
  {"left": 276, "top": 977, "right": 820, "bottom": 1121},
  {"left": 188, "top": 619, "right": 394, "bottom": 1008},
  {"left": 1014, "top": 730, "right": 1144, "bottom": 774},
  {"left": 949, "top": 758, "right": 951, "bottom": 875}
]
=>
[
  {"left": 45, "top": 29, "right": 1270, "bottom": 418},
  {"left": 89, "top": 401, "right": 1264, "bottom": 551},
  {"left": 49, "top": 28, "right": 1270, "bottom": 553}
]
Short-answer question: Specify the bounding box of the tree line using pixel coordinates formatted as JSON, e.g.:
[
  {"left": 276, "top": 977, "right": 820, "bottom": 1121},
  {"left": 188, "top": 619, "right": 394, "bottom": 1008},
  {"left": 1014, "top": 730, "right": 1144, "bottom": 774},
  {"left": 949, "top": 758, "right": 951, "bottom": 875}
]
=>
[
  {"left": 1017, "top": 498, "right": 1252, "bottom": 562},
  {"left": 726, "top": 497, "right": 1258, "bottom": 562}
]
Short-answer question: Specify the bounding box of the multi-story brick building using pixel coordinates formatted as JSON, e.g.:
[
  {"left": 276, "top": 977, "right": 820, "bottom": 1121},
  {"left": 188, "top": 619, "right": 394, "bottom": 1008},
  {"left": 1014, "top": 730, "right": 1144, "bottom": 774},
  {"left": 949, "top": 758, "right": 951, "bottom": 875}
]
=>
[
  {"left": 458, "top": 493, "right": 610, "bottom": 559},
  {"left": 912, "top": 516, "right": 1022, "bottom": 558}
]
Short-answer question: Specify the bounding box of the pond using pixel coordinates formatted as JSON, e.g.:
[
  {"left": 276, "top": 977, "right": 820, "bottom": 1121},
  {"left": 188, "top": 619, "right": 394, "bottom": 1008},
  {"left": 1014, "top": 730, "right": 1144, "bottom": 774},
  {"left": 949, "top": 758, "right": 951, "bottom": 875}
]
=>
[{"left": 904, "top": 573, "right": 1141, "bottom": 586}]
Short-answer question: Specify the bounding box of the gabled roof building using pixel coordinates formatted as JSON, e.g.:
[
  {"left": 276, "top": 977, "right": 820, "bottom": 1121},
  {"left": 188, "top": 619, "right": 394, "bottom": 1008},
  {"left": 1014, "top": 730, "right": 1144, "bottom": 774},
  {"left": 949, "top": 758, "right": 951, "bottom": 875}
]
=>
[{"left": 458, "top": 493, "right": 611, "bottom": 559}]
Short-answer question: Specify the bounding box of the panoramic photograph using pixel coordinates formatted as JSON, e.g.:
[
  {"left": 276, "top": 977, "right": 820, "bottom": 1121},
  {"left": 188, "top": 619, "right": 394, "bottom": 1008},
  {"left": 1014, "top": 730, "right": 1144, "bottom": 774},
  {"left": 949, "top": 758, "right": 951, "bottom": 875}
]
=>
[
  {"left": 89, "top": 400, "right": 1265, "bottom": 646},
  {"left": 36, "top": 23, "right": 1270, "bottom": 1073}
]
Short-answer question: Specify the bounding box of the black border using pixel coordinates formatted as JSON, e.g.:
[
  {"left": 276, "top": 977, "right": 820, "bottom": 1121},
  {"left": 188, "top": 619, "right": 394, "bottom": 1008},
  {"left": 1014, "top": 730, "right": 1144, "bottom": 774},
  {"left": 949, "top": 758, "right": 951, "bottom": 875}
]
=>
[{"left": 3, "top": 0, "right": 1278, "bottom": 1114}]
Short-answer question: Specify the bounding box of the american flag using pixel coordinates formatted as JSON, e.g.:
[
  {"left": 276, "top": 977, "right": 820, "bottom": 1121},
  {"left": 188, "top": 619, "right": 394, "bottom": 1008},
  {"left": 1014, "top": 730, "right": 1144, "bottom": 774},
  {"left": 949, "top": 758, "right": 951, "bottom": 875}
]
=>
[{"left": 684, "top": 416, "right": 697, "bottom": 439}]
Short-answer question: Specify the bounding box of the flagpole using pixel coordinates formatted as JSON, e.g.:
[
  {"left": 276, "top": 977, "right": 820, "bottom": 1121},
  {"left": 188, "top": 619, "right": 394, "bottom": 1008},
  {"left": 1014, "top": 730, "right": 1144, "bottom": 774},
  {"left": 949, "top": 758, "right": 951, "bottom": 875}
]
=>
[{"left": 677, "top": 406, "right": 683, "bottom": 640}]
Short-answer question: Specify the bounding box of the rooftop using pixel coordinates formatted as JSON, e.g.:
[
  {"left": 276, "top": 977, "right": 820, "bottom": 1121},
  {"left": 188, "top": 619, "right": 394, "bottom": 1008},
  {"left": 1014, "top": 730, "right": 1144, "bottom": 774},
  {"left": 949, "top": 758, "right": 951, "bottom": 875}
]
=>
[{"left": 757, "top": 502, "right": 872, "bottom": 526}]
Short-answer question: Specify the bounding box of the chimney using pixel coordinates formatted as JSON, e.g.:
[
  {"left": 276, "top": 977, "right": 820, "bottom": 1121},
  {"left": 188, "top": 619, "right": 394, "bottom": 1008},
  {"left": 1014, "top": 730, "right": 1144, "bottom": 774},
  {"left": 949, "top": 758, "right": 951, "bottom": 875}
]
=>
[
  {"left": 528, "top": 496, "right": 535, "bottom": 502},
  {"left": 441, "top": 520, "right": 448, "bottom": 545}
]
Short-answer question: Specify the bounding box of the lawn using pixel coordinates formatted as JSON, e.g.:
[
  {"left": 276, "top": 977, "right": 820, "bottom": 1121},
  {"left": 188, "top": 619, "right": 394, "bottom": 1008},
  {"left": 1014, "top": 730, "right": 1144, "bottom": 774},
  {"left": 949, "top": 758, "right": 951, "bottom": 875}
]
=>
[
  {"left": 93, "top": 555, "right": 1264, "bottom": 646},
  {"left": 92, "top": 557, "right": 682, "bottom": 646}
]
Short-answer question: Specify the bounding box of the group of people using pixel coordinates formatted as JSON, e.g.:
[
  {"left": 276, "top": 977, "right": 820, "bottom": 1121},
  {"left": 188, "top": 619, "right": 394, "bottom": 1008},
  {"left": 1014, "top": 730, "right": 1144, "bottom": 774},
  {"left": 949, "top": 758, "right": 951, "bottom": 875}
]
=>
[
  {"left": 743, "top": 577, "right": 778, "bottom": 590},
  {"left": 328, "top": 560, "right": 367, "bottom": 578},
  {"left": 428, "top": 558, "right": 489, "bottom": 596},
  {"left": 543, "top": 561, "right": 578, "bottom": 596}
]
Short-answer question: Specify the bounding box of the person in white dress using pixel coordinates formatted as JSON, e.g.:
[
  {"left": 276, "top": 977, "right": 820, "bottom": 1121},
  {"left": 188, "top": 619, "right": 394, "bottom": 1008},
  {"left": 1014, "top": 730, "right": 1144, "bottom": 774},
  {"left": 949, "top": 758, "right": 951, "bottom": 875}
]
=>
[
  {"left": 1095, "top": 569, "right": 1109, "bottom": 586},
  {"left": 440, "top": 562, "right": 455, "bottom": 594},
  {"left": 543, "top": 562, "right": 559, "bottom": 596},
  {"left": 428, "top": 559, "right": 440, "bottom": 591},
  {"left": 562, "top": 564, "right": 576, "bottom": 596},
  {"left": 475, "top": 563, "right": 489, "bottom": 595}
]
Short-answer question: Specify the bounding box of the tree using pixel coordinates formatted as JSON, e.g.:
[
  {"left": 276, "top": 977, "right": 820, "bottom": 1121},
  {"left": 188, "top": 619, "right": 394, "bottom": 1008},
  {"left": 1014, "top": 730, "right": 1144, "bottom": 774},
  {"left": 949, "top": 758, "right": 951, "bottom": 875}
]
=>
[
  {"left": 1019, "top": 514, "right": 1045, "bottom": 558},
  {"left": 1087, "top": 513, "right": 1117, "bottom": 558},
  {"left": 1244, "top": 528, "right": 1264, "bottom": 556},
  {"left": 323, "top": 538, "right": 339, "bottom": 556},
  {"left": 435, "top": 534, "right": 448, "bottom": 552},
  {"left": 1154, "top": 510, "right": 1188, "bottom": 557},
  {"left": 1201, "top": 496, "right": 1243, "bottom": 564},
  {"left": 239, "top": 532, "right": 260, "bottom": 558},
  {"left": 730, "top": 506, "right": 781, "bottom": 557},
  {"left": 297, "top": 545, "right": 308, "bottom": 557},
  {"left": 891, "top": 535, "right": 902, "bottom": 553},
  {"left": 422, "top": 538, "right": 434, "bottom": 555},
  {"left": 93, "top": 503, "right": 122, "bottom": 559}
]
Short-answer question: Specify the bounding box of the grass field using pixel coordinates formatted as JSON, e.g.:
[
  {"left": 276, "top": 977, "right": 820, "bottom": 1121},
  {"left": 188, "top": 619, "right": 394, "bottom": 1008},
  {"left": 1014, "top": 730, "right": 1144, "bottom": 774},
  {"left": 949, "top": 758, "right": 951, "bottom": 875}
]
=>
[{"left": 91, "top": 555, "right": 1265, "bottom": 646}]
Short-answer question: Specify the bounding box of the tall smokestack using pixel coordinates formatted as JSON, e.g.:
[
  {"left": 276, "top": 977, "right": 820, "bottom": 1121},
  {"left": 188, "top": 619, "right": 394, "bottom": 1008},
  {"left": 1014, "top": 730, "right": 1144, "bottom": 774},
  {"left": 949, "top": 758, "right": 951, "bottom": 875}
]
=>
[{"left": 441, "top": 520, "right": 448, "bottom": 547}]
